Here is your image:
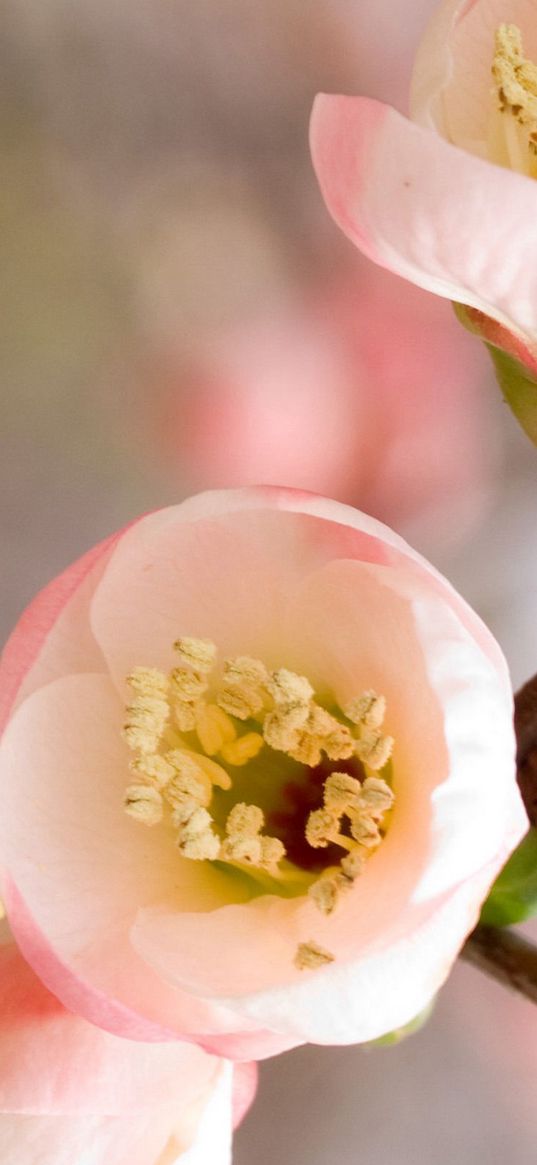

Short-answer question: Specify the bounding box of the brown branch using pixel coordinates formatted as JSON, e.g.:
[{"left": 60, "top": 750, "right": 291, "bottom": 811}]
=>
[
  {"left": 514, "top": 674, "right": 537, "bottom": 826},
  {"left": 461, "top": 924, "right": 537, "bottom": 1006}
]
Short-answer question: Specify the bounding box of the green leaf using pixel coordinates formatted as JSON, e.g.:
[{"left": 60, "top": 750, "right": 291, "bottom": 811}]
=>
[
  {"left": 480, "top": 829, "right": 537, "bottom": 927},
  {"left": 486, "top": 345, "right": 537, "bottom": 447},
  {"left": 367, "top": 998, "right": 436, "bottom": 1047},
  {"left": 453, "top": 302, "right": 537, "bottom": 446}
]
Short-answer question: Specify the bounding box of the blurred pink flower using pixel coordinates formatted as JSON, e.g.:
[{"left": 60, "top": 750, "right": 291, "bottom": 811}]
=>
[
  {"left": 143, "top": 267, "right": 494, "bottom": 549},
  {"left": 310, "top": 0, "right": 537, "bottom": 366},
  {"left": 0, "top": 489, "right": 525, "bottom": 1058},
  {"left": 0, "top": 916, "right": 255, "bottom": 1165}
]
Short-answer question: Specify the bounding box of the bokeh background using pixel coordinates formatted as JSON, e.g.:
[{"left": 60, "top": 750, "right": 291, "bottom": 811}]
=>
[{"left": 2, "top": 2, "right": 537, "bottom": 1162}]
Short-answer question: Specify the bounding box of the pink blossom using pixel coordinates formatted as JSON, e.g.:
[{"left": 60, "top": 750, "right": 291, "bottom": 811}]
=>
[
  {"left": 310, "top": 0, "right": 537, "bottom": 361},
  {"left": 143, "top": 266, "right": 493, "bottom": 549},
  {"left": 0, "top": 917, "right": 256, "bottom": 1164},
  {"left": 0, "top": 488, "right": 526, "bottom": 1056}
]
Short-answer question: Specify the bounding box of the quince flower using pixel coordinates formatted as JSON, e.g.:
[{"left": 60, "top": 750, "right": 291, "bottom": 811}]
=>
[
  {"left": 310, "top": 0, "right": 537, "bottom": 370},
  {"left": 0, "top": 916, "right": 255, "bottom": 1164},
  {"left": 0, "top": 488, "right": 526, "bottom": 1055}
]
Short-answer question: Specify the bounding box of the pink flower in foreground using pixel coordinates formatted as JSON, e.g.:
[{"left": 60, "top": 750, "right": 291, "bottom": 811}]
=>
[
  {"left": 310, "top": 0, "right": 537, "bottom": 366},
  {"left": 0, "top": 916, "right": 256, "bottom": 1164},
  {"left": 0, "top": 488, "right": 526, "bottom": 1057}
]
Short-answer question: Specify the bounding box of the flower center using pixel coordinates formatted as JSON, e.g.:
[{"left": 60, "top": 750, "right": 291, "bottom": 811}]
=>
[
  {"left": 121, "top": 637, "right": 395, "bottom": 952},
  {"left": 490, "top": 24, "right": 537, "bottom": 177}
]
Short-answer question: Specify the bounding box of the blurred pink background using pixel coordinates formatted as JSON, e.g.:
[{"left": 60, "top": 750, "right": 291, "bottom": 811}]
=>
[{"left": 2, "top": 3, "right": 537, "bottom": 1162}]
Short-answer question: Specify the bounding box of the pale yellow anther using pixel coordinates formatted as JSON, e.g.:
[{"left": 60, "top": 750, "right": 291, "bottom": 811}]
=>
[
  {"left": 217, "top": 656, "right": 269, "bottom": 719},
  {"left": 355, "top": 729, "right": 394, "bottom": 771},
  {"left": 308, "top": 869, "right": 352, "bottom": 916},
  {"left": 341, "top": 848, "right": 366, "bottom": 880},
  {"left": 348, "top": 812, "right": 381, "bottom": 848},
  {"left": 493, "top": 25, "right": 537, "bottom": 124},
  {"left": 220, "top": 835, "right": 263, "bottom": 865},
  {"left": 343, "top": 690, "right": 386, "bottom": 730},
  {"left": 359, "top": 776, "right": 395, "bottom": 819},
  {"left": 267, "top": 668, "right": 314, "bottom": 707},
  {"left": 306, "top": 706, "right": 354, "bottom": 762},
  {"left": 263, "top": 705, "right": 307, "bottom": 753},
  {"left": 123, "top": 638, "right": 395, "bottom": 880},
  {"left": 285, "top": 705, "right": 354, "bottom": 767},
  {"left": 196, "top": 703, "right": 237, "bottom": 756},
  {"left": 220, "top": 732, "right": 264, "bottom": 766},
  {"left": 305, "top": 808, "right": 353, "bottom": 852},
  {"left": 124, "top": 783, "right": 163, "bottom": 826},
  {"left": 176, "top": 808, "right": 221, "bottom": 861},
  {"left": 294, "top": 940, "right": 335, "bottom": 971},
  {"left": 0, "top": 899, "right": 5, "bottom": 921},
  {"left": 173, "top": 637, "right": 217, "bottom": 673},
  {"left": 323, "top": 772, "right": 362, "bottom": 813},
  {"left": 172, "top": 702, "right": 198, "bottom": 733},
  {"left": 127, "top": 667, "right": 169, "bottom": 697},
  {"left": 259, "top": 836, "right": 286, "bottom": 869},
  {"left": 123, "top": 692, "right": 170, "bottom": 754},
  {"left": 166, "top": 750, "right": 213, "bottom": 793},
  {"left": 164, "top": 759, "right": 212, "bottom": 821},
  {"left": 170, "top": 668, "right": 208, "bottom": 704},
  {"left": 225, "top": 802, "right": 264, "bottom": 838},
  {"left": 129, "top": 753, "right": 176, "bottom": 790}
]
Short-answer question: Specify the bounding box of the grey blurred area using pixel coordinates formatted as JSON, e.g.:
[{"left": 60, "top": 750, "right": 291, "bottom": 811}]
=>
[{"left": 2, "top": 3, "right": 537, "bottom": 1163}]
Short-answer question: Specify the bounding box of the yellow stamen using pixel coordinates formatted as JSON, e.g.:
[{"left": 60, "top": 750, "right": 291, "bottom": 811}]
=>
[
  {"left": 217, "top": 656, "right": 270, "bottom": 719},
  {"left": 225, "top": 803, "right": 264, "bottom": 837},
  {"left": 124, "top": 783, "right": 163, "bottom": 826},
  {"left": 121, "top": 638, "right": 395, "bottom": 940},
  {"left": 294, "top": 940, "right": 335, "bottom": 971},
  {"left": 355, "top": 728, "right": 394, "bottom": 771},
  {"left": 181, "top": 749, "right": 232, "bottom": 791},
  {"left": 220, "top": 731, "right": 264, "bottom": 766},
  {"left": 305, "top": 808, "right": 354, "bottom": 852},
  {"left": 343, "top": 689, "right": 386, "bottom": 729},
  {"left": 359, "top": 776, "right": 395, "bottom": 819},
  {"left": 129, "top": 753, "right": 175, "bottom": 789},
  {"left": 177, "top": 808, "right": 221, "bottom": 861},
  {"left": 323, "top": 772, "right": 362, "bottom": 813},
  {"left": 195, "top": 703, "right": 237, "bottom": 756},
  {"left": 348, "top": 812, "right": 381, "bottom": 848},
  {"left": 173, "top": 636, "right": 217, "bottom": 673},
  {"left": 308, "top": 868, "right": 353, "bottom": 916},
  {"left": 491, "top": 25, "right": 537, "bottom": 175},
  {"left": 267, "top": 668, "right": 314, "bottom": 707}
]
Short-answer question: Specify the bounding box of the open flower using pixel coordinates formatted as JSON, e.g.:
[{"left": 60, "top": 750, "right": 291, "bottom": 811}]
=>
[
  {"left": 0, "top": 488, "right": 526, "bottom": 1056},
  {"left": 0, "top": 916, "right": 256, "bottom": 1164},
  {"left": 310, "top": 0, "right": 537, "bottom": 365}
]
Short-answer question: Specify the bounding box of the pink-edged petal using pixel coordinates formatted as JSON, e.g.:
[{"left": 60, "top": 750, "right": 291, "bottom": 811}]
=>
[
  {"left": 0, "top": 529, "right": 126, "bottom": 735},
  {"left": 0, "top": 920, "right": 221, "bottom": 1117},
  {"left": 231, "top": 1062, "right": 258, "bottom": 1130},
  {"left": 0, "top": 674, "right": 266, "bottom": 1047},
  {"left": 180, "top": 1061, "right": 233, "bottom": 1165},
  {"left": 0, "top": 673, "right": 299, "bottom": 1056},
  {"left": 91, "top": 485, "right": 505, "bottom": 694},
  {"left": 0, "top": 1101, "right": 215, "bottom": 1165},
  {"left": 310, "top": 94, "right": 537, "bottom": 342},
  {"left": 217, "top": 862, "right": 502, "bottom": 1046},
  {"left": 89, "top": 488, "right": 418, "bottom": 694}
]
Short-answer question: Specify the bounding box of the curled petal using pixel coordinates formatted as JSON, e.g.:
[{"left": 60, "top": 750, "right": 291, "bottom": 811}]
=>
[{"left": 310, "top": 94, "right": 537, "bottom": 342}]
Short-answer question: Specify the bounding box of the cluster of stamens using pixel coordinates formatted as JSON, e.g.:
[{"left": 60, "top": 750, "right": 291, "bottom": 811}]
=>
[
  {"left": 491, "top": 24, "right": 537, "bottom": 173},
  {"left": 122, "top": 637, "right": 395, "bottom": 965}
]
